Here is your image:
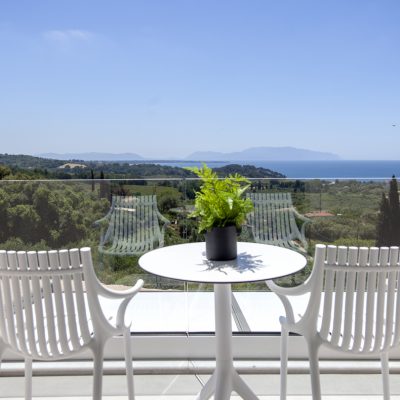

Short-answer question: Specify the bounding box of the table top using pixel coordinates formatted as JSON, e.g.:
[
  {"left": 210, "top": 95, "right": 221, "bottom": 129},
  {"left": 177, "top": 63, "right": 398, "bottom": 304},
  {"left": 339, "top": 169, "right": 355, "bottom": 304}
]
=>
[{"left": 138, "top": 242, "right": 307, "bottom": 284}]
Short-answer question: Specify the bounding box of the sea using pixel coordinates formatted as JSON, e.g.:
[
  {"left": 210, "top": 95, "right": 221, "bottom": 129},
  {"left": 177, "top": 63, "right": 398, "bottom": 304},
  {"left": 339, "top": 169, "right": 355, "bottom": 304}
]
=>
[{"left": 150, "top": 160, "right": 400, "bottom": 180}]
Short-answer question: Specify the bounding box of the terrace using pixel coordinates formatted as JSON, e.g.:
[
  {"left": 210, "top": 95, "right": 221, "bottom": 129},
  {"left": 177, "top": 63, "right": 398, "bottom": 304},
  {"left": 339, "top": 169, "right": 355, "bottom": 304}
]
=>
[{"left": 0, "top": 176, "right": 399, "bottom": 399}]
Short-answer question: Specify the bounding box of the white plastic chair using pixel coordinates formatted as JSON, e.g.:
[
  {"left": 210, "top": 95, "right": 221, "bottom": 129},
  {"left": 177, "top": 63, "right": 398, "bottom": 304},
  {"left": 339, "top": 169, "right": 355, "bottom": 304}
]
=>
[
  {"left": 0, "top": 247, "right": 143, "bottom": 400},
  {"left": 95, "top": 195, "right": 170, "bottom": 256},
  {"left": 267, "top": 244, "right": 400, "bottom": 400},
  {"left": 246, "top": 192, "right": 310, "bottom": 254}
]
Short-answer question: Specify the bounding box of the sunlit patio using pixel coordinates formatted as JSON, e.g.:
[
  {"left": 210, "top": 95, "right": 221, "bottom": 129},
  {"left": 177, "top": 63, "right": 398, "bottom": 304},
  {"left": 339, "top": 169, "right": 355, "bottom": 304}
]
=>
[
  {"left": 2, "top": 291, "right": 400, "bottom": 398},
  {"left": 1, "top": 177, "right": 400, "bottom": 399}
]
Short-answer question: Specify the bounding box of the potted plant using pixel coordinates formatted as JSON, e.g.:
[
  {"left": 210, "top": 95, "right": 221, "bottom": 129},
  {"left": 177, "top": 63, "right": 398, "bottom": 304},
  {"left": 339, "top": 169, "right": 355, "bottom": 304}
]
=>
[{"left": 186, "top": 164, "right": 254, "bottom": 261}]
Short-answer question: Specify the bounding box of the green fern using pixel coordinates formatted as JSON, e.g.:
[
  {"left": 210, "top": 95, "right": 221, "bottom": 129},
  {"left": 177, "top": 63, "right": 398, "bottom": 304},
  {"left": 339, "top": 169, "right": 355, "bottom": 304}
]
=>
[{"left": 186, "top": 164, "right": 254, "bottom": 233}]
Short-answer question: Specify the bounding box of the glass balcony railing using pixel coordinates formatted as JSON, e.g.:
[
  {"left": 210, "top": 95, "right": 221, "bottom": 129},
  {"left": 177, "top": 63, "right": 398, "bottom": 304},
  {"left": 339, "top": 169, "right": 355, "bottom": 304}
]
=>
[{"left": 0, "top": 177, "right": 391, "bottom": 334}]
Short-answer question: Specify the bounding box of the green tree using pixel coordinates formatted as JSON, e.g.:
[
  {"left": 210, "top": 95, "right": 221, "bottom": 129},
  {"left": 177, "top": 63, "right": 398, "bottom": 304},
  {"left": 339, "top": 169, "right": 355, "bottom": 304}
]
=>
[
  {"left": 91, "top": 169, "right": 95, "bottom": 192},
  {"left": 376, "top": 193, "right": 391, "bottom": 246},
  {"left": 389, "top": 175, "right": 400, "bottom": 243},
  {"left": 376, "top": 176, "right": 400, "bottom": 246},
  {"left": 99, "top": 170, "right": 110, "bottom": 200},
  {"left": 0, "top": 165, "right": 11, "bottom": 179},
  {"left": 0, "top": 189, "right": 10, "bottom": 241},
  {"left": 157, "top": 190, "right": 180, "bottom": 213}
]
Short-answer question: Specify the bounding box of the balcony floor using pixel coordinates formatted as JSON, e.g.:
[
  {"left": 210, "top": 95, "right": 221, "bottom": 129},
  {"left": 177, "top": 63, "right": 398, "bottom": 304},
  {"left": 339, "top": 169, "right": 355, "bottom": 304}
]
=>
[
  {"left": 2, "top": 293, "right": 400, "bottom": 398},
  {"left": 2, "top": 360, "right": 400, "bottom": 399},
  {"left": 2, "top": 372, "right": 400, "bottom": 399}
]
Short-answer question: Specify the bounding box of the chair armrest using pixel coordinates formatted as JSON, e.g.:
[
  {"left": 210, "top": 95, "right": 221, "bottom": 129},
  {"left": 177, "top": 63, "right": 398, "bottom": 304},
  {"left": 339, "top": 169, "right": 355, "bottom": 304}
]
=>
[
  {"left": 93, "top": 199, "right": 115, "bottom": 228},
  {"left": 114, "top": 279, "right": 144, "bottom": 328},
  {"left": 93, "top": 216, "right": 112, "bottom": 247},
  {"left": 266, "top": 279, "right": 312, "bottom": 326},
  {"left": 157, "top": 212, "right": 170, "bottom": 247},
  {"left": 157, "top": 211, "right": 170, "bottom": 227},
  {"left": 266, "top": 278, "right": 312, "bottom": 297},
  {"left": 95, "top": 279, "right": 144, "bottom": 329},
  {"left": 96, "top": 279, "right": 144, "bottom": 300},
  {"left": 93, "top": 215, "right": 110, "bottom": 228},
  {"left": 292, "top": 209, "right": 311, "bottom": 249},
  {"left": 293, "top": 209, "right": 311, "bottom": 224}
]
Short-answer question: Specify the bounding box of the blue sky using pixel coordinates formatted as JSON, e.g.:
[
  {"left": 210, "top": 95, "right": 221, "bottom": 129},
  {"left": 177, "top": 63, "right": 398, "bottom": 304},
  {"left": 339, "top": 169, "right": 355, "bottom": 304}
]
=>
[{"left": 0, "top": 0, "right": 399, "bottom": 159}]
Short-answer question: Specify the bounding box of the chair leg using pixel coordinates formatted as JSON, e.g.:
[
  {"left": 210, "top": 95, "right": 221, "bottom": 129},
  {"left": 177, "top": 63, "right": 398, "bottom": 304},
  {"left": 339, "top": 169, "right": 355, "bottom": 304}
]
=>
[
  {"left": 0, "top": 340, "right": 4, "bottom": 369},
  {"left": 92, "top": 343, "right": 104, "bottom": 400},
  {"left": 25, "top": 357, "right": 33, "bottom": 400},
  {"left": 280, "top": 326, "right": 289, "bottom": 400},
  {"left": 124, "top": 327, "right": 135, "bottom": 400},
  {"left": 381, "top": 353, "right": 390, "bottom": 400},
  {"left": 307, "top": 339, "right": 321, "bottom": 400}
]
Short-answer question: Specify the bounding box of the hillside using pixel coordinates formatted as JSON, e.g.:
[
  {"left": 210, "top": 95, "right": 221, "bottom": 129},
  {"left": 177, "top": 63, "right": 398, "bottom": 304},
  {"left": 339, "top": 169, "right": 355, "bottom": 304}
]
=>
[
  {"left": 36, "top": 146, "right": 340, "bottom": 161},
  {"left": 213, "top": 164, "right": 285, "bottom": 178},
  {"left": 0, "top": 154, "right": 64, "bottom": 169},
  {"left": 0, "top": 154, "right": 285, "bottom": 179},
  {"left": 38, "top": 152, "right": 144, "bottom": 161}
]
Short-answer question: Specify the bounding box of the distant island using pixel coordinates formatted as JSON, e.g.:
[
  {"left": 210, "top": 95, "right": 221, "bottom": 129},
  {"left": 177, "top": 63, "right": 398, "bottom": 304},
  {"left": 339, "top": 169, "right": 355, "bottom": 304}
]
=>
[
  {"left": 37, "top": 146, "right": 340, "bottom": 162},
  {"left": 186, "top": 146, "right": 340, "bottom": 161}
]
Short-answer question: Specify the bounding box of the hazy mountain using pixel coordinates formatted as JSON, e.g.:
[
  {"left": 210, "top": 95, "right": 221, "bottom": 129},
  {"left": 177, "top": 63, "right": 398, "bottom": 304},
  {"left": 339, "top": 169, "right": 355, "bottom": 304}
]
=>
[
  {"left": 186, "top": 146, "right": 340, "bottom": 161},
  {"left": 37, "top": 146, "right": 340, "bottom": 161},
  {"left": 38, "top": 152, "right": 144, "bottom": 161}
]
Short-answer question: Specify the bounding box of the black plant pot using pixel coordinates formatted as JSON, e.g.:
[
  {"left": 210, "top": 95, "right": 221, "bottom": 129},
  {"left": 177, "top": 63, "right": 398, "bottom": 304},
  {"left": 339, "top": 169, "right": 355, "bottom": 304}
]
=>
[{"left": 205, "top": 225, "right": 238, "bottom": 261}]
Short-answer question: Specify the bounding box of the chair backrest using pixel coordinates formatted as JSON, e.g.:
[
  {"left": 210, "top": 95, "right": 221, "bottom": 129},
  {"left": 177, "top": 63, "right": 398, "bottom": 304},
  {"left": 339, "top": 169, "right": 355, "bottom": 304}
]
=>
[
  {"left": 101, "top": 195, "right": 163, "bottom": 255},
  {"left": 0, "top": 248, "right": 94, "bottom": 359},
  {"left": 246, "top": 192, "right": 303, "bottom": 245},
  {"left": 309, "top": 244, "right": 400, "bottom": 354}
]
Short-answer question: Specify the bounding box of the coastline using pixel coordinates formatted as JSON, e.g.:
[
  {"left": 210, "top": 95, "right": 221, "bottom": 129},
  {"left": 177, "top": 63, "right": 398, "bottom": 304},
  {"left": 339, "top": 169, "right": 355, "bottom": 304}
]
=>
[{"left": 148, "top": 160, "right": 400, "bottom": 179}]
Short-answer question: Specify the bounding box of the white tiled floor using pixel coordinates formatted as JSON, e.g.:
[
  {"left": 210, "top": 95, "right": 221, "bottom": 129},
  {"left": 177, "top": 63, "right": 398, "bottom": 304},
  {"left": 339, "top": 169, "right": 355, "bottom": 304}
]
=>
[
  {"left": 102, "top": 291, "right": 311, "bottom": 333},
  {"left": 2, "top": 292, "right": 400, "bottom": 398},
  {"left": 2, "top": 373, "right": 400, "bottom": 398}
]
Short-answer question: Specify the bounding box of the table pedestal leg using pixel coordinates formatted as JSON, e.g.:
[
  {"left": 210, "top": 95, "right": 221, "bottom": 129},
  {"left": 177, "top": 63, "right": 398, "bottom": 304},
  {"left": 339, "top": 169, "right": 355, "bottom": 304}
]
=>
[{"left": 197, "top": 283, "right": 259, "bottom": 400}]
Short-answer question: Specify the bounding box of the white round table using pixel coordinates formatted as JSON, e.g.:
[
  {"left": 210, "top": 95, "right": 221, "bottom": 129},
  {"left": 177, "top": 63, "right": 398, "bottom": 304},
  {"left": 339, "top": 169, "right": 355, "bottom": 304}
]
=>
[{"left": 139, "top": 242, "right": 307, "bottom": 400}]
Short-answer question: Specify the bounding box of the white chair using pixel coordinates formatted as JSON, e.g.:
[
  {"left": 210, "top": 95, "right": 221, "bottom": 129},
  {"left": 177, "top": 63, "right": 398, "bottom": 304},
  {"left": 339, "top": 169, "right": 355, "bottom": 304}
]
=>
[
  {"left": 95, "top": 195, "right": 170, "bottom": 256},
  {"left": 246, "top": 192, "right": 310, "bottom": 254},
  {"left": 267, "top": 244, "right": 400, "bottom": 400},
  {"left": 0, "top": 247, "right": 143, "bottom": 400}
]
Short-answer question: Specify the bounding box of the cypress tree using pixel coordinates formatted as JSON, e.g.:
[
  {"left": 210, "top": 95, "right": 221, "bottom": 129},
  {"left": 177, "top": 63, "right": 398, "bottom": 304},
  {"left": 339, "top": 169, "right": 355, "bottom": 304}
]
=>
[
  {"left": 90, "top": 169, "right": 95, "bottom": 192},
  {"left": 99, "top": 170, "right": 110, "bottom": 200},
  {"left": 376, "top": 176, "right": 400, "bottom": 246},
  {"left": 389, "top": 175, "right": 400, "bottom": 209},
  {"left": 376, "top": 193, "right": 391, "bottom": 246},
  {"left": 388, "top": 175, "right": 400, "bottom": 243}
]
